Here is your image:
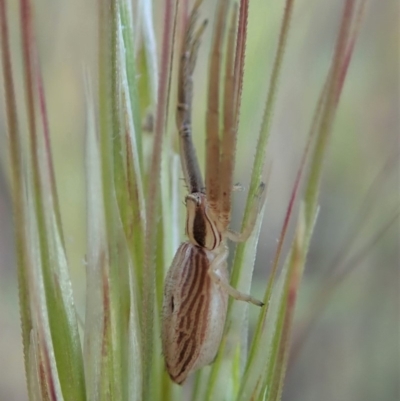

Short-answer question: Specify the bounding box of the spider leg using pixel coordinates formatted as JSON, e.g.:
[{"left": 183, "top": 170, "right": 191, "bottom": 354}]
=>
[
  {"left": 226, "top": 182, "right": 266, "bottom": 243},
  {"left": 208, "top": 246, "right": 264, "bottom": 307},
  {"left": 177, "top": 0, "right": 207, "bottom": 194}
]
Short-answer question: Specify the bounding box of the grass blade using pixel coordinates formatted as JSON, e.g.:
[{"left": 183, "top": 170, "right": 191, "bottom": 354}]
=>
[
  {"left": 142, "top": 0, "right": 177, "bottom": 398},
  {"left": 19, "top": 1, "right": 86, "bottom": 399},
  {"left": 0, "top": 0, "right": 32, "bottom": 390}
]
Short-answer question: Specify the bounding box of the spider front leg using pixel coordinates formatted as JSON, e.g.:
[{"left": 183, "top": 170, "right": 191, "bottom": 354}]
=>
[
  {"left": 226, "top": 182, "right": 266, "bottom": 243},
  {"left": 176, "top": 9, "right": 207, "bottom": 195},
  {"left": 208, "top": 246, "right": 264, "bottom": 307}
]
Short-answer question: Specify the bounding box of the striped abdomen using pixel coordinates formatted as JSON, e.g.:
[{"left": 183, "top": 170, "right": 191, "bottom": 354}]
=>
[{"left": 161, "top": 243, "right": 228, "bottom": 384}]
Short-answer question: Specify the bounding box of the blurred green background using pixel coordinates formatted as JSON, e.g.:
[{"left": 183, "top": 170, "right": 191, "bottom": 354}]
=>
[{"left": 0, "top": 0, "right": 398, "bottom": 400}]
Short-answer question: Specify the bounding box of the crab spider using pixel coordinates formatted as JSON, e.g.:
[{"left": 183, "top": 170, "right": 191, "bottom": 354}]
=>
[{"left": 161, "top": 0, "right": 265, "bottom": 385}]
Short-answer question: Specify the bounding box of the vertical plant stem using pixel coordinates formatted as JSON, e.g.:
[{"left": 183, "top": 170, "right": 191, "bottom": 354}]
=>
[
  {"left": 304, "top": 0, "right": 355, "bottom": 225},
  {"left": 20, "top": 1, "right": 86, "bottom": 400},
  {"left": 0, "top": 0, "right": 32, "bottom": 390},
  {"left": 119, "top": 0, "right": 144, "bottom": 169},
  {"left": 36, "top": 69, "right": 65, "bottom": 248},
  {"left": 233, "top": 0, "right": 249, "bottom": 123},
  {"left": 247, "top": 0, "right": 294, "bottom": 201},
  {"left": 98, "top": 0, "right": 123, "bottom": 398},
  {"left": 142, "top": 0, "right": 176, "bottom": 398},
  {"left": 231, "top": 0, "right": 295, "bottom": 289},
  {"left": 264, "top": 208, "right": 307, "bottom": 401}
]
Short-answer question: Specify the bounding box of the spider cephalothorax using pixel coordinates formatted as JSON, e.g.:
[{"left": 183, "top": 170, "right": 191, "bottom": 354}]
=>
[{"left": 185, "top": 192, "right": 221, "bottom": 250}]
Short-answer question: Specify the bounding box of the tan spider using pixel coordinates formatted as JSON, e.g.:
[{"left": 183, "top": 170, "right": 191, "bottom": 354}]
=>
[{"left": 161, "top": 0, "right": 265, "bottom": 385}]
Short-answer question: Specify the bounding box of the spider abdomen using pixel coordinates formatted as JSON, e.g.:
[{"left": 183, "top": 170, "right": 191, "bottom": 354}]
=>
[{"left": 162, "top": 243, "right": 228, "bottom": 384}]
